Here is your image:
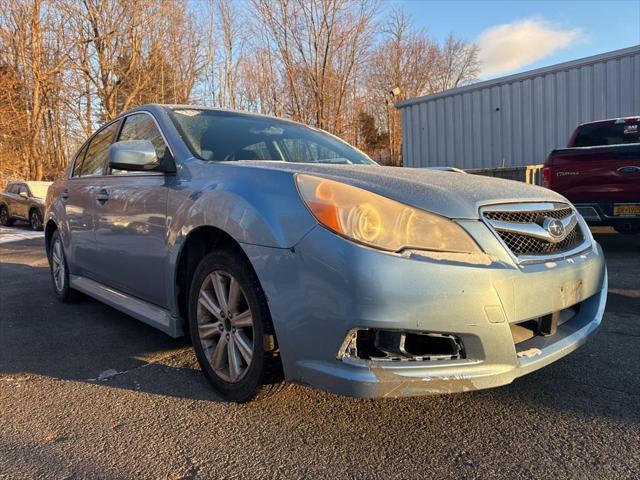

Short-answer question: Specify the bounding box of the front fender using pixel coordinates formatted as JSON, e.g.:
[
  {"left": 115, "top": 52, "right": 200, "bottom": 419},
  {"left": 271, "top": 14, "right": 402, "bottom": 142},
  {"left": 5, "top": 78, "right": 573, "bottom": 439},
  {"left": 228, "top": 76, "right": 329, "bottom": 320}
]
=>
[
  {"left": 167, "top": 164, "right": 317, "bottom": 251},
  {"left": 165, "top": 163, "right": 318, "bottom": 318}
]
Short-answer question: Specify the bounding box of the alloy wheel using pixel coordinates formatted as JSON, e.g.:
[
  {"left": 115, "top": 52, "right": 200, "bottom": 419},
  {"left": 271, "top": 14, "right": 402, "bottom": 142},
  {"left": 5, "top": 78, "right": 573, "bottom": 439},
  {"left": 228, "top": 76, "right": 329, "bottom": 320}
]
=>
[
  {"left": 196, "top": 270, "right": 254, "bottom": 383},
  {"left": 51, "top": 238, "right": 65, "bottom": 292}
]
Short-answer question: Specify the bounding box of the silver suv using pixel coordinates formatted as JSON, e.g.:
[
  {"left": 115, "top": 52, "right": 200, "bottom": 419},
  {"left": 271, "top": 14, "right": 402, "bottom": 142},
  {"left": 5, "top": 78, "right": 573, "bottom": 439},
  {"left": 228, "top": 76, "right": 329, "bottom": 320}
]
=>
[
  {"left": 45, "top": 105, "right": 607, "bottom": 402},
  {"left": 1, "top": 181, "right": 51, "bottom": 230}
]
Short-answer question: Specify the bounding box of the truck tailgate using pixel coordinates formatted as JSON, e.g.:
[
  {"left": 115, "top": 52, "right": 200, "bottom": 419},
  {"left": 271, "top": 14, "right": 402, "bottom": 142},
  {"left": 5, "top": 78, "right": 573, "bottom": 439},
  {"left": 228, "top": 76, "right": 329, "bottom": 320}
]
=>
[{"left": 546, "top": 144, "right": 640, "bottom": 203}]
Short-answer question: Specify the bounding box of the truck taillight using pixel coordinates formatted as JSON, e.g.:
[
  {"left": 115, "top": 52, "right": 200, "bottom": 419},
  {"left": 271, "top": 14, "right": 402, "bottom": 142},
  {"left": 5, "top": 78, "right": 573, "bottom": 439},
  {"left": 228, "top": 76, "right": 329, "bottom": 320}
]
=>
[{"left": 543, "top": 166, "right": 552, "bottom": 188}]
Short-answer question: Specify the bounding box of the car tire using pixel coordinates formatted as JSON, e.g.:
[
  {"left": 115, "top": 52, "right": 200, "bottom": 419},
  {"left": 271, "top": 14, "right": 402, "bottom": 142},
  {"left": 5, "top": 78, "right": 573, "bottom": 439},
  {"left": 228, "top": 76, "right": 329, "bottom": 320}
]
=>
[
  {"left": 49, "top": 230, "right": 80, "bottom": 302},
  {"left": 29, "top": 209, "right": 43, "bottom": 231},
  {"left": 0, "top": 206, "right": 13, "bottom": 226},
  {"left": 188, "top": 249, "right": 285, "bottom": 402}
]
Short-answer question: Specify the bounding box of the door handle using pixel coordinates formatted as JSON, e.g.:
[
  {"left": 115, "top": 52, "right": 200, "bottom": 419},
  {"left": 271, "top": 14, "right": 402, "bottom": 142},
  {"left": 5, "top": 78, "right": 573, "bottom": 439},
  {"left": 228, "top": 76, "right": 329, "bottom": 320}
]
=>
[
  {"left": 96, "top": 189, "right": 109, "bottom": 205},
  {"left": 61, "top": 189, "right": 69, "bottom": 200}
]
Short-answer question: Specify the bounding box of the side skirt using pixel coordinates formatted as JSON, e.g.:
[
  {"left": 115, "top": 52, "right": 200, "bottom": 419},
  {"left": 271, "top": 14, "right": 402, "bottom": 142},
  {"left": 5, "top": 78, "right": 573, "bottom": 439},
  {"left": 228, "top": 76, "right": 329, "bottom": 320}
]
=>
[{"left": 69, "top": 275, "right": 184, "bottom": 338}]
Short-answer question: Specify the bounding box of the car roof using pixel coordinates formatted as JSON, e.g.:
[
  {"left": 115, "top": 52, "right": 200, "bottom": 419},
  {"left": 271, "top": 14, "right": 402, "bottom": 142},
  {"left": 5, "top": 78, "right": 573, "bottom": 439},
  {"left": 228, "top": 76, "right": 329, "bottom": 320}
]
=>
[{"left": 120, "top": 103, "right": 310, "bottom": 129}]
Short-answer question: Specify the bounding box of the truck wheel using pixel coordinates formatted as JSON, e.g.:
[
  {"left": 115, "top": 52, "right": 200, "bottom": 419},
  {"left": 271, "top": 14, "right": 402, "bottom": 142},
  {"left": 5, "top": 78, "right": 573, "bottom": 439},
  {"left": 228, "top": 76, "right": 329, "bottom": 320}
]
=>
[
  {"left": 49, "top": 230, "right": 80, "bottom": 302},
  {"left": 0, "top": 206, "right": 13, "bottom": 226},
  {"left": 30, "top": 209, "right": 43, "bottom": 231},
  {"left": 188, "top": 249, "right": 284, "bottom": 402}
]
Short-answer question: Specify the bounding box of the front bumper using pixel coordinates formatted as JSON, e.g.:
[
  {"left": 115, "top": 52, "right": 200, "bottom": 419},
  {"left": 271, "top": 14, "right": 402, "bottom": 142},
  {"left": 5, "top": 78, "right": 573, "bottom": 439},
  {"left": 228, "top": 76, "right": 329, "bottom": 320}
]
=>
[{"left": 242, "top": 221, "right": 607, "bottom": 398}]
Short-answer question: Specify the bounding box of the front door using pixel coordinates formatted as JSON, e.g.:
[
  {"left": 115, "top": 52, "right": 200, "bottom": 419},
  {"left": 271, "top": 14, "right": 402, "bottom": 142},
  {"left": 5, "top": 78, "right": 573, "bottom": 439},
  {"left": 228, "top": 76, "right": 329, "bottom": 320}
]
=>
[
  {"left": 14, "top": 184, "right": 30, "bottom": 219},
  {"left": 91, "top": 112, "right": 172, "bottom": 308}
]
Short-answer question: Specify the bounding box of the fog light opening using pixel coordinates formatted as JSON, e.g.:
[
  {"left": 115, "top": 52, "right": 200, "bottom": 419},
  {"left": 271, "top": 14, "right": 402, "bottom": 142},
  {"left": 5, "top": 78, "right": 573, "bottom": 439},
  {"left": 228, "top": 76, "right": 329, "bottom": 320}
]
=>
[{"left": 339, "top": 329, "right": 465, "bottom": 362}]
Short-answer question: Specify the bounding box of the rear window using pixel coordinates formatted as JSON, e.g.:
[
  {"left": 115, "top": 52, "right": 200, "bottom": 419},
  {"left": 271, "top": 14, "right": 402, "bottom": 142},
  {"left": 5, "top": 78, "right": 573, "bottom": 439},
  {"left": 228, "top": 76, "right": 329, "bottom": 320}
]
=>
[{"left": 572, "top": 122, "right": 640, "bottom": 147}]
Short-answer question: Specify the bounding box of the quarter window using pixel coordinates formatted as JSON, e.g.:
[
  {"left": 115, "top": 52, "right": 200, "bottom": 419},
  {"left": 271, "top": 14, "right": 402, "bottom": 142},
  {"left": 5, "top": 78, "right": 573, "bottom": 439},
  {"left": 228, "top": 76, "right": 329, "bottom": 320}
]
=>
[{"left": 78, "top": 121, "right": 119, "bottom": 177}]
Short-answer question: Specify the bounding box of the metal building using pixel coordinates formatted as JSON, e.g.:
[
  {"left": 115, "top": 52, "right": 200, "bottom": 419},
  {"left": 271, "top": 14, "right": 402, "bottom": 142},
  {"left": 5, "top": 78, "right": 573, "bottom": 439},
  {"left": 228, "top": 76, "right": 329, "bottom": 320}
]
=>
[{"left": 397, "top": 45, "right": 640, "bottom": 169}]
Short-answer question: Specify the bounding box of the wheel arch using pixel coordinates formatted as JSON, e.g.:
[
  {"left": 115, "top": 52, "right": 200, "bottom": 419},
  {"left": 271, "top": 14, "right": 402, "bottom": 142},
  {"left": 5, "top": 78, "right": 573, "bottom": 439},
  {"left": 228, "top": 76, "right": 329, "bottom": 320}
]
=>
[
  {"left": 44, "top": 219, "right": 58, "bottom": 258},
  {"left": 173, "top": 225, "right": 257, "bottom": 333},
  {"left": 28, "top": 205, "right": 41, "bottom": 216},
  {"left": 28, "top": 205, "right": 42, "bottom": 222}
]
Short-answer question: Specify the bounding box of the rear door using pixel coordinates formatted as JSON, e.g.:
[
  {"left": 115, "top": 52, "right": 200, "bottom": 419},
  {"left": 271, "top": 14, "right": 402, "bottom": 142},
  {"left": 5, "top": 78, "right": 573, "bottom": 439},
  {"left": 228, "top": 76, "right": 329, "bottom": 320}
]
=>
[
  {"left": 91, "top": 112, "right": 172, "bottom": 308},
  {"left": 63, "top": 121, "right": 120, "bottom": 278}
]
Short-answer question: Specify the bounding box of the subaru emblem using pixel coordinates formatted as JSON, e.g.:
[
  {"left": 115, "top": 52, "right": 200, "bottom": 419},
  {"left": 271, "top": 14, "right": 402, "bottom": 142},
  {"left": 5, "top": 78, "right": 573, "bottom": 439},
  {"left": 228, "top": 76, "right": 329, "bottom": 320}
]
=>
[{"left": 544, "top": 218, "right": 566, "bottom": 238}]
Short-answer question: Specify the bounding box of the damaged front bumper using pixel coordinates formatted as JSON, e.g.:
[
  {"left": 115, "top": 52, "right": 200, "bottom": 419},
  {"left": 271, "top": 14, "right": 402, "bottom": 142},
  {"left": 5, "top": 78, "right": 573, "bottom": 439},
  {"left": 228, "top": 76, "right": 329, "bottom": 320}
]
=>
[{"left": 242, "top": 221, "right": 607, "bottom": 398}]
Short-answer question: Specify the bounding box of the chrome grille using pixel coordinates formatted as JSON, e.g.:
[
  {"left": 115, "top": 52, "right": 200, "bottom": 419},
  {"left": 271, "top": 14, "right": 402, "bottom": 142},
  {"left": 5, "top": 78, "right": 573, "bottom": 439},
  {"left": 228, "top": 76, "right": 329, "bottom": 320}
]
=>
[
  {"left": 484, "top": 207, "right": 573, "bottom": 223},
  {"left": 482, "top": 203, "right": 588, "bottom": 259},
  {"left": 498, "top": 226, "right": 583, "bottom": 256}
]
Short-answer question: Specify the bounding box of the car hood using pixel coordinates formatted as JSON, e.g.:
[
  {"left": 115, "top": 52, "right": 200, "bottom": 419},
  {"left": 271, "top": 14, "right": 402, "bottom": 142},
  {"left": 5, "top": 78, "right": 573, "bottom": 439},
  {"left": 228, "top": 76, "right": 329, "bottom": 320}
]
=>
[{"left": 234, "top": 161, "right": 567, "bottom": 219}]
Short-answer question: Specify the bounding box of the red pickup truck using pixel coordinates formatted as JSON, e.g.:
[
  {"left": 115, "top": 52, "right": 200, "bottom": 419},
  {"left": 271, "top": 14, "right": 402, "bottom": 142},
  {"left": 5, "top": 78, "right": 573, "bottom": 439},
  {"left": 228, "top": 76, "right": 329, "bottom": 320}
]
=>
[{"left": 543, "top": 116, "right": 640, "bottom": 234}]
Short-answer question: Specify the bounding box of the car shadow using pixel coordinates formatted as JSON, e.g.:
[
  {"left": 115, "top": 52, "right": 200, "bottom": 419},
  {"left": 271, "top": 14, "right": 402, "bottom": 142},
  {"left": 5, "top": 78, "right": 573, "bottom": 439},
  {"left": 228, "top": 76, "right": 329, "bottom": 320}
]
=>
[
  {"left": 0, "top": 257, "right": 226, "bottom": 403},
  {"left": 1, "top": 232, "right": 639, "bottom": 421}
]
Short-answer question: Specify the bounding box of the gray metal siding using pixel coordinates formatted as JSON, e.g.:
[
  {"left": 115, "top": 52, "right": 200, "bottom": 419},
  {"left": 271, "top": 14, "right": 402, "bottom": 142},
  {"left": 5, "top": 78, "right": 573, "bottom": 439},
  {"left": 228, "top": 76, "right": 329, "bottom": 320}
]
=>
[{"left": 398, "top": 46, "right": 640, "bottom": 168}]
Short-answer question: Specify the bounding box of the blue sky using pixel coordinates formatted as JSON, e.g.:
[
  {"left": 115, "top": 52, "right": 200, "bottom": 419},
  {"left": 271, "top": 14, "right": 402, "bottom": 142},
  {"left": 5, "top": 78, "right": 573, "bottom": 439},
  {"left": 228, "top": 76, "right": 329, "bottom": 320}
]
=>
[{"left": 386, "top": 0, "right": 640, "bottom": 79}]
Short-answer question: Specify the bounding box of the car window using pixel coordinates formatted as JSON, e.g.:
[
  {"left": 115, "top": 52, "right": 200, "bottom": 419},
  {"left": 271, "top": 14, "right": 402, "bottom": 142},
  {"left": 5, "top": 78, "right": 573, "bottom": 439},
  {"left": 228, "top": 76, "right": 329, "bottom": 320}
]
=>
[
  {"left": 573, "top": 121, "right": 640, "bottom": 147},
  {"left": 235, "top": 141, "right": 273, "bottom": 160},
  {"left": 112, "top": 113, "right": 167, "bottom": 174},
  {"left": 5, "top": 184, "right": 16, "bottom": 194},
  {"left": 17, "top": 184, "right": 28, "bottom": 196},
  {"left": 71, "top": 143, "right": 90, "bottom": 178},
  {"left": 281, "top": 138, "right": 345, "bottom": 163},
  {"left": 78, "top": 121, "right": 119, "bottom": 177}
]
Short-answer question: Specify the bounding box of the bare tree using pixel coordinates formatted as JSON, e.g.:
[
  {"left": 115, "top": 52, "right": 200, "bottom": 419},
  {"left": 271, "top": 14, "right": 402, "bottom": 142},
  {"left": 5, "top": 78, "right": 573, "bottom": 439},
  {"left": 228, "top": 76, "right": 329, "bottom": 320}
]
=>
[
  {"left": 0, "top": 0, "right": 76, "bottom": 180},
  {"left": 430, "top": 33, "right": 480, "bottom": 92},
  {"left": 0, "top": 0, "right": 483, "bottom": 187},
  {"left": 366, "top": 8, "right": 438, "bottom": 165},
  {"left": 253, "top": 0, "right": 377, "bottom": 137}
]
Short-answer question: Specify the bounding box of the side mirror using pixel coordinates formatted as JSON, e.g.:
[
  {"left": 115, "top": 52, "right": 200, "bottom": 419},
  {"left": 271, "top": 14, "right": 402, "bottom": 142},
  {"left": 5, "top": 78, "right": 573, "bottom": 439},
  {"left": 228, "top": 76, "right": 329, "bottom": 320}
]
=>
[
  {"left": 108, "top": 140, "right": 160, "bottom": 172},
  {"left": 19, "top": 191, "right": 28, "bottom": 199}
]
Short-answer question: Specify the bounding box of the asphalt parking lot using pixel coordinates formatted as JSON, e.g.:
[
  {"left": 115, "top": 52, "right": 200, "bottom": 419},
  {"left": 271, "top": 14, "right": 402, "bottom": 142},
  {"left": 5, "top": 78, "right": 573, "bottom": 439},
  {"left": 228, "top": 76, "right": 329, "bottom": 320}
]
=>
[{"left": 1, "top": 225, "right": 639, "bottom": 479}]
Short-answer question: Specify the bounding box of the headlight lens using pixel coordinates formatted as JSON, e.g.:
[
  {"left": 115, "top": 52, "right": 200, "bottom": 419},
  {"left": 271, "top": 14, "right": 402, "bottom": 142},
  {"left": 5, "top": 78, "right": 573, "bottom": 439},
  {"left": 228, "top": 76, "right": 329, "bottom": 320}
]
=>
[{"left": 295, "top": 174, "right": 480, "bottom": 253}]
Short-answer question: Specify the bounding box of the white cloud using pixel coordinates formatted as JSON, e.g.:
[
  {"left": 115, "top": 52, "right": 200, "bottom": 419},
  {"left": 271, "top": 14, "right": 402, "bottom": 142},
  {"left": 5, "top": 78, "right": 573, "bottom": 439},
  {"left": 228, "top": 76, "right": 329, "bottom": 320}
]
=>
[{"left": 475, "top": 19, "right": 584, "bottom": 78}]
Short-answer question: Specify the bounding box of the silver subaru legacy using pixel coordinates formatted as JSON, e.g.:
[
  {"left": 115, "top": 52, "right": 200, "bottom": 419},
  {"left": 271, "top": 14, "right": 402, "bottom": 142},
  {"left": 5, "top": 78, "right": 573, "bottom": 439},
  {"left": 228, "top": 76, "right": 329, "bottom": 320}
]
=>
[{"left": 45, "top": 105, "right": 607, "bottom": 402}]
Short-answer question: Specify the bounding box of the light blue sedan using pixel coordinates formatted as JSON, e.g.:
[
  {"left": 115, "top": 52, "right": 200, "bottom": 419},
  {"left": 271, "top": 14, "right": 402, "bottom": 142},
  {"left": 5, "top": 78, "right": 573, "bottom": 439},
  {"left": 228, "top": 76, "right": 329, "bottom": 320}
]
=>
[{"left": 45, "top": 105, "right": 607, "bottom": 402}]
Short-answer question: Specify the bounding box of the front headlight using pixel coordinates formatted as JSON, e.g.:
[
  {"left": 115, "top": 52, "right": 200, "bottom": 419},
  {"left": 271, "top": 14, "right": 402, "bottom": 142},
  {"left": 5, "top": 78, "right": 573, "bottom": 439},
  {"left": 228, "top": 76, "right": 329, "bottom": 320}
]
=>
[{"left": 295, "top": 174, "right": 480, "bottom": 253}]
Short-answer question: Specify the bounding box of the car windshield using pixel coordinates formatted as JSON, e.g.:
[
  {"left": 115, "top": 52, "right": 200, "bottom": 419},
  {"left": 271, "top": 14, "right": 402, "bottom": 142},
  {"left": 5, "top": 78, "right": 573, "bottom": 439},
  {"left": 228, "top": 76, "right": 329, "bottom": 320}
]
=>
[
  {"left": 573, "top": 121, "right": 640, "bottom": 147},
  {"left": 168, "top": 108, "right": 376, "bottom": 165}
]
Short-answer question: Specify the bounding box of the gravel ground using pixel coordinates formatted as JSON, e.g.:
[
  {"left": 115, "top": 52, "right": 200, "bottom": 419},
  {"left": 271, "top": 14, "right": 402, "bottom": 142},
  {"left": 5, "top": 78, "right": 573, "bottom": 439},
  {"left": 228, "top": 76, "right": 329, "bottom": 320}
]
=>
[{"left": 1, "top": 226, "right": 639, "bottom": 479}]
